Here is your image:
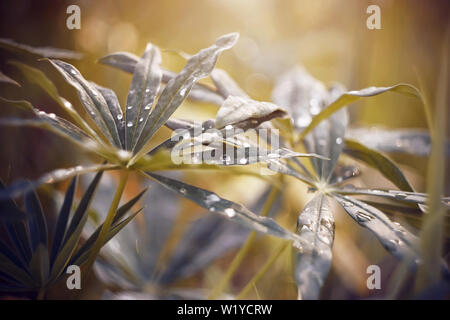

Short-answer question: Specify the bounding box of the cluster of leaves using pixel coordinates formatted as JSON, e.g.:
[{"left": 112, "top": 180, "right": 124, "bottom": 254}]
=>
[
  {"left": 0, "top": 34, "right": 449, "bottom": 299},
  {"left": 0, "top": 171, "right": 144, "bottom": 296}
]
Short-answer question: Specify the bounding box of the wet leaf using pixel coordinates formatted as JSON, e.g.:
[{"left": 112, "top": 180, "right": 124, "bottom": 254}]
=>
[
  {"left": 343, "top": 139, "right": 414, "bottom": 192},
  {"left": 133, "top": 33, "right": 239, "bottom": 156},
  {"left": 145, "top": 172, "right": 309, "bottom": 248},
  {"left": 272, "top": 66, "right": 329, "bottom": 130},
  {"left": 0, "top": 163, "right": 116, "bottom": 200},
  {"left": 50, "top": 170, "right": 103, "bottom": 280},
  {"left": 346, "top": 127, "right": 450, "bottom": 157},
  {"left": 48, "top": 59, "right": 121, "bottom": 147},
  {"left": 125, "top": 44, "right": 162, "bottom": 151},
  {"left": 294, "top": 194, "right": 334, "bottom": 300},
  {"left": 215, "top": 95, "right": 287, "bottom": 130},
  {"left": 333, "top": 194, "right": 421, "bottom": 265},
  {"left": 6, "top": 62, "right": 100, "bottom": 141}
]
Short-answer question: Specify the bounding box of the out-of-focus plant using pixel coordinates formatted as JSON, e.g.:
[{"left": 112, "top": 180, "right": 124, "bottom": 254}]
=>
[{"left": 0, "top": 170, "right": 146, "bottom": 299}]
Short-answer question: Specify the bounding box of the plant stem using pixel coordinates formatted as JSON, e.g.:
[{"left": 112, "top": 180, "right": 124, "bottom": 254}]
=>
[
  {"left": 84, "top": 169, "right": 130, "bottom": 278},
  {"left": 236, "top": 241, "right": 289, "bottom": 300},
  {"left": 208, "top": 187, "right": 279, "bottom": 299}
]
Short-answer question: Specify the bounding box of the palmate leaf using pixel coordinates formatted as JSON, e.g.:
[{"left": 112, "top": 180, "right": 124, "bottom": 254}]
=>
[
  {"left": 346, "top": 127, "right": 450, "bottom": 157},
  {"left": 48, "top": 59, "right": 122, "bottom": 147},
  {"left": 0, "top": 38, "right": 82, "bottom": 59},
  {"left": 132, "top": 33, "right": 239, "bottom": 157},
  {"left": 294, "top": 193, "right": 334, "bottom": 300},
  {"left": 0, "top": 163, "right": 116, "bottom": 201},
  {"left": 343, "top": 139, "right": 414, "bottom": 192},
  {"left": 333, "top": 193, "right": 421, "bottom": 265},
  {"left": 215, "top": 95, "right": 287, "bottom": 130},
  {"left": 98, "top": 52, "right": 224, "bottom": 106},
  {"left": 125, "top": 43, "right": 162, "bottom": 151},
  {"left": 299, "top": 84, "right": 423, "bottom": 139},
  {"left": 145, "top": 172, "right": 310, "bottom": 249}
]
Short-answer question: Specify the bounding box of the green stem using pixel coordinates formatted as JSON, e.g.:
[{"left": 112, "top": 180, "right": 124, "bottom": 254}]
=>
[
  {"left": 236, "top": 241, "right": 289, "bottom": 300},
  {"left": 84, "top": 170, "right": 130, "bottom": 278},
  {"left": 208, "top": 187, "right": 279, "bottom": 299}
]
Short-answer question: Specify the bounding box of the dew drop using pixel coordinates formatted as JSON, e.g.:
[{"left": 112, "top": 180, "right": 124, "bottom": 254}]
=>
[
  {"left": 70, "top": 69, "right": 77, "bottom": 75},
  {"left": 395, "top": 193, "right": 408, "bottom": 200},
  {"left": 335, "top": 137, "right": 343, "bottom": 145},
  {"left": 179, "top": 88, "right": 187, "bottom": 96},
  {"left": 139, "top": 117, "right": 144, "bottom": 122},
  {"left": 239, "top": 158, "right": 248, "bottom": 165},
  {"left": 117, "top": 114, "right": 123, "bottom": 120},
  {"left": 179, "top": 188, "right": 186, "bottom": 194},
  {"left": 296, "top": 114, "right": 312, "bottom": 127},
  {"left": 145, "top": 88, "right": 150, "bottom": 93},
  {"left": 209, "top": 207, "right": 216, "bottom": 212},
  {"left": 127, "top": 121, "right": 133, "bottom": 127},
  {"left": 127, "top": 105, "right": 133, "bottom": 110},
  {"left": 224, "top": 208, "right": 236, "bottom": 218},
  {"left": 48, "top": 113, "right": 56, "bottom": 119},
  {"left": 144, "top": 104, "right": 151, "bottom": 110},
  {"left": 225, "top": 125, "right": 233, "bottom": 130},
  {"left": 356, "top": 211, "right": 373, "bottom": 223}
]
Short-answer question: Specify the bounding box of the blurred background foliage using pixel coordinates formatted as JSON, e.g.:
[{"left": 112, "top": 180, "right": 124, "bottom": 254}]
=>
[{"left": 0, "top": 0, "right": 448, "bottom": 299}]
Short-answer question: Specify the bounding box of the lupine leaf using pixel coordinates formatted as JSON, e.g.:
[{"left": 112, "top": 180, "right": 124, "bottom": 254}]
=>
[
  {"left": 145, "top": 172, "right": 310, "bottom": 249},
  {"left": 345, "top": 128, "right": 450, "bottom": 157},
  {"left": 0, "top": 71, "right": 20, "bottom": 86},
  {"left": 50, "top": 176, "right": 77, "bottom": 266},
  {"left": 211, "top": 68, "right": 248, "bottom": 99},
  {"left": 333, "top": 194, "right": 421, "bottom": 264},
  {"left": 0, "top": 38, "right": 82, "bottom": 59},
  {"left": 0, "top": 163, "right": 115, "bottom": 200},
  {"left": 125, "top": 44, "right": 162, "bottom": 151},
  {"left": 133, "top": 33, "right": 239, "bottom": 156},
  {"left": 294, "top": 193, "right": 334, "bottom": 300},
  {"left": 48, "top": 59, "right": 121, "bottom": 147},
  {"left": 94, "top": 84, "right": 125, "bottom": 149}
]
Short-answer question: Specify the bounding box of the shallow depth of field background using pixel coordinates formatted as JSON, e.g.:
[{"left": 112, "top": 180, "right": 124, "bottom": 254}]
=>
[{"left": 0, "top": 0, "right": 448, "bottom": 299}]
